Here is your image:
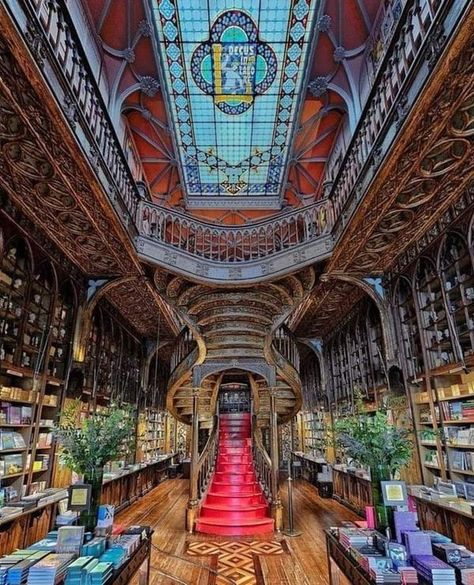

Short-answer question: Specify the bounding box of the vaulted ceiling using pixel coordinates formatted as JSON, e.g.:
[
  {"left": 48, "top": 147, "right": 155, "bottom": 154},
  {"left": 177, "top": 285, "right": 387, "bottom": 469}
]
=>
[{"left": 80, "top": 0, "right": 383, "bottom": 224}]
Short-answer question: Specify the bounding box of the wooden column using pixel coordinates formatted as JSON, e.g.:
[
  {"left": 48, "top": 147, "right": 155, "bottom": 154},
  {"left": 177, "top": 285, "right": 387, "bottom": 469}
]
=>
[
  {"left": 186, "top": 387, "right": 200, "bottom": 532},
  {"left": 269, "top": 387, "right": 283, "bottom": 531}
]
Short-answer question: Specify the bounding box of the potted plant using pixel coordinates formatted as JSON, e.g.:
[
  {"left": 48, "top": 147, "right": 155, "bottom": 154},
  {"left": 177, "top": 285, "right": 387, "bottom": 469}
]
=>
[
  {"left": 332, "top": 397, "right": 413, "bottom": 531},
  {"left": 54, "top": 400, "right": 136, "bottom": 531}
]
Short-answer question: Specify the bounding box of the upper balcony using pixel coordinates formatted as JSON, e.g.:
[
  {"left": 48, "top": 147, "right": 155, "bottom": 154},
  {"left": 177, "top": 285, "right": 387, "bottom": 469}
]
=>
[
  {"left": 4, "top": 0, "right": 470, "bottom": 284},
  {"left": 136, "top": 199, "right": 334, "bottom": 284}
]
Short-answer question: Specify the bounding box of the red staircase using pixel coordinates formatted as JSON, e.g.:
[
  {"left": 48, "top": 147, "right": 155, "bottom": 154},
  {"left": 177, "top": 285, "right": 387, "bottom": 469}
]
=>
[{"left": 196, "top": 412, "right": 274, "bottom": 536}]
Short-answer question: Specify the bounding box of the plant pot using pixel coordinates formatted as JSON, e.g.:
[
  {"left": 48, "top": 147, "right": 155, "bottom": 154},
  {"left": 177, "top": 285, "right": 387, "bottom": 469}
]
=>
[
  {"left": 370, "top": 465, "right": 392, "bottom": 533},
  {"left": 80, "top": 468, "right": 104, "bottom": 532}
]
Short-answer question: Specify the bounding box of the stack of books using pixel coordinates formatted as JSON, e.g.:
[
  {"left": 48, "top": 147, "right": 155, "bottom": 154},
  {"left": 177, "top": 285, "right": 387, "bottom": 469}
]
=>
[
  {"left": 411, "top": 556, "right": 456, "bottom": 584},
  {"left": 339, "top": 527, "right": 377, "bottom": 549},
  {"left": 26, "top": 539, "right": 57, "bottom": 553},
  {"left": 0, "top": 552, "right": 35, "bottom": 585},
  {"left": 371, "top": 568, "right": 401, "bottom": 583},
  {"left": 398, "top": 567, "right": 418, "bottom": 584},
  {"left": 26, "top": 553, "right": 75, "bottom": 585},
  {"left": 88, "top": 562, "right": 113, "bottom": 585},
  {"left": 98, "top": 547, "right": 126, "bottom": 569},
  {"left": 64, "top": 557, "right": 97, "bottom": 585},
  {"left": 82, "top": 538, "right": 106, "bottom": 558},
  {"left": 112, "top": 534, "right": 140, "bottom": 557},
  {"left": 404, "top": 532, "right": 433, "bottom": 559},
  {"left": 7, "top": 551, "right": 49, "bottom": 584},
  {"left": 393, "top": 511, "right": 418, "bottom": 544}
]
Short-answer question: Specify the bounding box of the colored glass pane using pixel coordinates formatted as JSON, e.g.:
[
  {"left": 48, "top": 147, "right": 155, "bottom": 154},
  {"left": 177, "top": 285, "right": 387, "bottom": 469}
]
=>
[{"left": 152, "top": 0, "right": 318, "bottom": 199}]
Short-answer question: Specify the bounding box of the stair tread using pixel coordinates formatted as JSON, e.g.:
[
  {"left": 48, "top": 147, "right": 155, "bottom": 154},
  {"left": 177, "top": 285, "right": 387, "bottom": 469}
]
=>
[
  {"left": 202, "top": 503, "right": 267, "bottom": 512},
  {"left": 208, "top": 491, "right": 262, "bottom": 497},
  {"left": 196, "top": 517, "right": 273, "bottom": 527}
]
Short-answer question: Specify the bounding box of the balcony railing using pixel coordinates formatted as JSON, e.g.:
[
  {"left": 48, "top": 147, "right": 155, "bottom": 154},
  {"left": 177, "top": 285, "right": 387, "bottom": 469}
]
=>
[
  {"left": 138, "top": 198, "right": 333, "bottom": 264},
  {"left": 14, "top": 0, "right": 142, "bottom": 225},
  {"left": 329, "top": 0, "right": 457, "bottom": 231}
]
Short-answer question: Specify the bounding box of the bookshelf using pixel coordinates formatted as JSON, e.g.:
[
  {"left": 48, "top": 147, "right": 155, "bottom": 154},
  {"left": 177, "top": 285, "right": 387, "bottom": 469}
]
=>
[
  {"left": 392, "top": 224, "right": 474, "bottom": 487},
  {"left": 325, "top": 299, "right": 386, "bottom": 416},
  {"left": 0, "top": 239, "right": 77, "bottom": 503},
  {"left": 415, "top": 258, "right": 455, "bottom": 370},
  {"left": 136, "top": 409, "right": 168, "bottom": 463},
  {"left": 301, "top": 410, "right": 326, "bottom": 458}
]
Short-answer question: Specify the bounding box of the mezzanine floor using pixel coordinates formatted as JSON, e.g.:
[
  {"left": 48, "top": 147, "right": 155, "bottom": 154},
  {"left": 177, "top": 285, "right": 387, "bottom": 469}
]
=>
[{"left": 117, "top": 478, "right": 358, "bottom": 585}]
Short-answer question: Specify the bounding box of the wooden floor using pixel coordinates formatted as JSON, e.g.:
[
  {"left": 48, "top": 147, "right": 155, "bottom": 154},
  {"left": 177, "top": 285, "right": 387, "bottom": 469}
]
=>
[{"left": 117, "top": 479, "right": 359, "bottom": 585}]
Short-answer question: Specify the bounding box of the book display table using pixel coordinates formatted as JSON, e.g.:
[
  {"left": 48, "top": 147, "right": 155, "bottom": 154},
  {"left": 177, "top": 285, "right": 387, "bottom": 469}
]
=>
[
  {"left": 102, "top": 454, "right": 176, "bottom": 513},
  {"left": 0, "top": 456, "right": 175, "bottom": 557},
  {"left": 326, "top": 529, "right": 372, "bottom": 585},
  {"left": 0, "top": 526, "right": 154, "bottom": 585},
  {"left": 326, "top": 522, "right": 474, "bottom": 585},
  {"left": 107, "top": 531, "right": 153, "bottom": 585}
]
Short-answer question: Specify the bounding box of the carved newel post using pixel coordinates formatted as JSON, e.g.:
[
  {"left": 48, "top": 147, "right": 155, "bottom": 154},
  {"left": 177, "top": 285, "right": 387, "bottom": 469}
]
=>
[
  {"left": 269, "top": 387, "right": 283, "bottom": 531},
  {"left": 186, "top": 386, "right": 201, "bottom": 532}
]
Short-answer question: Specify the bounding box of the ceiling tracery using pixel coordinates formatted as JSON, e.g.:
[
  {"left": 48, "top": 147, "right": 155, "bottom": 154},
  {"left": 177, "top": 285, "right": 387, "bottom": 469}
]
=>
[{"left": 81, "top": 0, "right": 385, "bottom": 224}]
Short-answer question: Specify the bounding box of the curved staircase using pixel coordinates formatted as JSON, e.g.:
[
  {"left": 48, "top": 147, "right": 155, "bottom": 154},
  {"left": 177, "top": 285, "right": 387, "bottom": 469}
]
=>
[{"left": 196, "top": 413, "right": 274, "bottom": 536}]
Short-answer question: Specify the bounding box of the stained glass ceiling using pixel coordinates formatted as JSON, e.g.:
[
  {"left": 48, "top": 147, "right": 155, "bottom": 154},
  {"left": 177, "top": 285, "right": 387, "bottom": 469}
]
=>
[{"left": 152, "top": 0, "right": 319, "bottom": 207}]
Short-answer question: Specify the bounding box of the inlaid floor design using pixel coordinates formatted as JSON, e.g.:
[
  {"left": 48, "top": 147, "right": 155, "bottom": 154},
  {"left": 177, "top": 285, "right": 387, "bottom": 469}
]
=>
[{"left": 185, "top": 539, "right": 289, "bottom": 585}]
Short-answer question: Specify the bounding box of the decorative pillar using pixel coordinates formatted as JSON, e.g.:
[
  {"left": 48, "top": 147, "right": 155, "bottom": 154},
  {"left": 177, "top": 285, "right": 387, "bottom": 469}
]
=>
[
  {"left": 186, "top": 387, "right": 200, "bottom": 532},
  {"left": 269, "top": 387, "right": 283, "bottom": 532}
]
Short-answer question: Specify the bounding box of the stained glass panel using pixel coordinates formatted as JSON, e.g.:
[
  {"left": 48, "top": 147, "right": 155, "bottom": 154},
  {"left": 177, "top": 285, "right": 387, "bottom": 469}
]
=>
[{"left": 152, "top": 0, "right": 318, "bottom": 200}]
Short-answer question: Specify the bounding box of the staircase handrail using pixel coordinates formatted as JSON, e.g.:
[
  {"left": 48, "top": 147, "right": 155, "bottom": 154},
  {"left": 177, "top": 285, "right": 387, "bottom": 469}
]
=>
[
  {"left": 196, "top": 418, "right": 219, "bottom": 501},
  {"left": 252, "top": 424, "right": 273, "bottom": 502},
  {"left": 138, "top": 198, "right": 333, "bottom": 263},
  {"left": 170, "top": 326, "right": 197, "bottom": 373},
  {"left": 272, "top": 324, "right": 300, "bottom": 371}
]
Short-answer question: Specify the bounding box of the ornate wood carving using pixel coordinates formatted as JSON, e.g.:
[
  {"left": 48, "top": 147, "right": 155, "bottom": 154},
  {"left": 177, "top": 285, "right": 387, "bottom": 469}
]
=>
[
  {"left": 0, "top": 16, "right": 139, "bottom": 276},
  {"left": 328, "top": 21, "right": 474, "bottom": 276}
]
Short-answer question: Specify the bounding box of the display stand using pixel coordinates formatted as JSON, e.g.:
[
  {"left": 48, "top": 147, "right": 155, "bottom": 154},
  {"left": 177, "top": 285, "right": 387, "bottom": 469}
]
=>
[
  {"left": 325, "top": 530, "right": 372, "bottom": 585},
  {"left": 109, "top": 531, "right": 153, "bottom": 585}
]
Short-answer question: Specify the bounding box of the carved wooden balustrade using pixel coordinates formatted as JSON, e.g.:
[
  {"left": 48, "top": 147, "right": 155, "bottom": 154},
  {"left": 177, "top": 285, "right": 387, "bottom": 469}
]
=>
[
  {"left": 252, "top": 425, "right": 273, "bottom": 503},
  {"left": 11, "top": 0, "right": 142, "bottom": 226},
  {"left": 139, "top": 199, "right": 333, "bottom": 263},
  {"left": 195, "top": 419, "right": 218, "bottom": 501},
  {"left": 329, "top": 0, "right": 463, "bottom": 234},
  {"left": 170, "top": 327, "right": 197, "bottom": 373},
  {"left": 272, "top": 325, "right": 300, "bottom": 372}
]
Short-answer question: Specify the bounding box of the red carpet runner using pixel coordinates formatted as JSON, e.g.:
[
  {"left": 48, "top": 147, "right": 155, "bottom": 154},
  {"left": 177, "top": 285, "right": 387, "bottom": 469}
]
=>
[{"left": 196, "top": 412, "right": 274, "bottom": 536}]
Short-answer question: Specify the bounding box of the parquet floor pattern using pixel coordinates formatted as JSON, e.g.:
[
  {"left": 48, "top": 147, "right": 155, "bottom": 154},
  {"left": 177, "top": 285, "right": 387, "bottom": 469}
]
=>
[
  {"left": 117, "top": 478, "right": 359, "bottom": 584},
  {"left": 186, "top": 539, "right": 286, "bottom": 585}
]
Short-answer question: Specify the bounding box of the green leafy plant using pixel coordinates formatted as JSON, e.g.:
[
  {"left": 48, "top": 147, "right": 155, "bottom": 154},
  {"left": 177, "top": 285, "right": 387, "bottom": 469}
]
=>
[
  {"left": 332, "top": 396, "right": 413, "bottom": 478},
  {"left": 53, "top": 400, "right": 136, "bottom": 477}
]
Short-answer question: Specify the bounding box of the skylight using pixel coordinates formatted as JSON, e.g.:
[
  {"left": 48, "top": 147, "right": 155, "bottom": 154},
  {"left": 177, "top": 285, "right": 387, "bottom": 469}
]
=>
[{"left": 152, "top": 0, "right": 318, "bottom": 208}]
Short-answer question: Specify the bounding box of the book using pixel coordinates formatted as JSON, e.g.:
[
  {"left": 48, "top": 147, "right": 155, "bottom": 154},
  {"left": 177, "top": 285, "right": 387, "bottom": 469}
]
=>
[
  {"left": 393, "top": 511, "right": 418, "bottom": 544},
  {"left": 26, "top": 553, "right": 75, "bottom": 585},
  {"left": 404, "top": 531, "right": 432, "bottom": 558},
  {"left": 56, "top": 527, "right": 85, "bottom": 555}
]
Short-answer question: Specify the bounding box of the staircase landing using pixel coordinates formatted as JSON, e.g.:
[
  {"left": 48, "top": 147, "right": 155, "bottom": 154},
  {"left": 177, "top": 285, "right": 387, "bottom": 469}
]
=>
[{"left": 196, "top": 413, "right": 274, "bottom": 536}]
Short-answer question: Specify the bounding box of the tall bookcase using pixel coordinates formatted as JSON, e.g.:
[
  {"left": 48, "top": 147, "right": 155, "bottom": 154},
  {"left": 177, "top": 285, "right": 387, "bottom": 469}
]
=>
[
  {"left": 136, "top": 409, "right": 169, "bottom": 463},
  {"left": 0, "top": 238, "right": 77, "bottom": 502},
  {"left": 392, "top": 223, "right": 474, "bottom": 487}
]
